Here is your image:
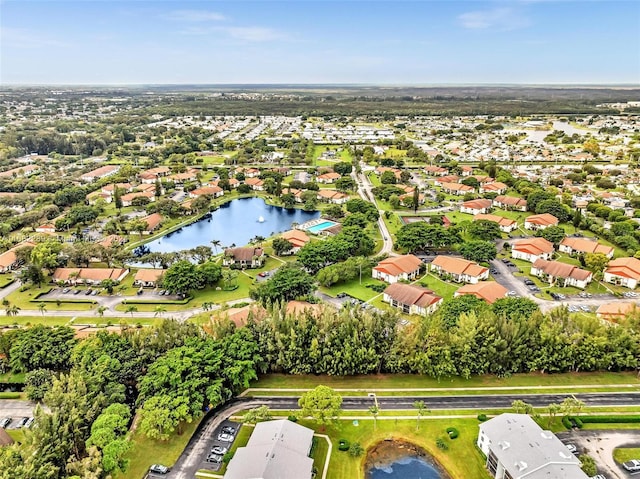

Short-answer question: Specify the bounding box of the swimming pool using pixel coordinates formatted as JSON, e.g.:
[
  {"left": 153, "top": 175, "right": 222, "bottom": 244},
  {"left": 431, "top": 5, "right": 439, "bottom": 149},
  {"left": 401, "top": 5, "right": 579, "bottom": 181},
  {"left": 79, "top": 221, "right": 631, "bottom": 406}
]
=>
[{"left": 306, "top": 220, "right": 339, "bottom": 234}]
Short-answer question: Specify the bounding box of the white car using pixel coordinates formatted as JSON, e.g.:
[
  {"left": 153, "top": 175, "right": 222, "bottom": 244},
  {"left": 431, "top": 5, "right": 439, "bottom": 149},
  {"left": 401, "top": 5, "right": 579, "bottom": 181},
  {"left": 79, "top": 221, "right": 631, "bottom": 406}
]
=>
[
  {"left": 217, "top": 433, "right": 234, "bottom": 442},
  {"left": 623, "top": 459, "right": 640, "bottom": 472},
  {"left": 564, "top": 443, "right": 578, "bottom": 454}
]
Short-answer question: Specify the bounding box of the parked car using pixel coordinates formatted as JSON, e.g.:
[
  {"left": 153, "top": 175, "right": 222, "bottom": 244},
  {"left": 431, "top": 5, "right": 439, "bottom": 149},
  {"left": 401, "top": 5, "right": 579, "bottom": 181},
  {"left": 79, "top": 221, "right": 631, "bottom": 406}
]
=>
[
  {"left": 149, "top": 464, "right": 170, "bottom": 474},
  {"left": 258, "top": 272, "right": 267, "bottom": 277},
  {"left": 91, "top": 290, "right": 98, "bottom": 296},
  {"left": 221, "top": 426, "right": 236, "bottom": 435},
  {"left": 24, "top": 417, "right": 35, "bottom": 428},
  {"left": 524, "top": 279, "right": 535, "bottom": 286},
  {"left": 623, "top": 292, "right": 638, "bottom": 298},
  {"left": 580, "top": 305, "right": 591, "bottom": 312},
  {"left": 501, "top": 258, "right": 509, "bottom": 264},
  {"left": 217, "top": 433, "right": 234, "bottom": 442},
  {"left": 589, "top": 475, "right": 606, "bottom": 479},
  {"left": 211, "top": 445, "right": 228, "bottom": 455},
  {"left": 16, "top": 417, "right": 29, "bottom": 427},
  {"left": 507, "top": 291, "right": 518, "bottom": 297},
  {"left": 578, "top": 292, "right": 592, "bottom": 298},
  {"left": 73, "top": 289, "right": 81, "bottom": 295},
  {"left": 62, "top": 288, "right": 70, "bottom": 294},
  {"left": 564, "top": 443, "right": 578, "bottom": 454},
  {"left": 0, "top": 418, "right": 11, "bottom": 428},
  {"left": 336, "top": 293, "right": 347, "bottom": 298},
  {"left": 206, "top": 453, "right": 223, "bottom": 463},
  {"left": 157, "top": 290, "right": 165, "bottom": 296},
  {"left": 85, "top": 289, "right": 93, "bottom": 295},
  {"left": 623, "top": 459, "right": 640, "bottom": 472}
]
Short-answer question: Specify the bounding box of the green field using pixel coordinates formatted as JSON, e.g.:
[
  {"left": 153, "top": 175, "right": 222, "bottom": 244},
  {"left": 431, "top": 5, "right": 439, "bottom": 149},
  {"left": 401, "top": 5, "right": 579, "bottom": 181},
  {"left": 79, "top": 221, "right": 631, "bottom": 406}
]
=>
[{"left": 613, "top": 447, "right": 640, "bottom": 463}]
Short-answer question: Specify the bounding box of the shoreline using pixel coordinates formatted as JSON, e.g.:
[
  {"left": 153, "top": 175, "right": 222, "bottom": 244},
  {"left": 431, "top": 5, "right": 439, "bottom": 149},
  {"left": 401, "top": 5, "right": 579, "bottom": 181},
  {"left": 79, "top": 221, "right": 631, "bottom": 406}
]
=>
[{"left": 364, "top": 439, "right": 452, "bottom": 479}]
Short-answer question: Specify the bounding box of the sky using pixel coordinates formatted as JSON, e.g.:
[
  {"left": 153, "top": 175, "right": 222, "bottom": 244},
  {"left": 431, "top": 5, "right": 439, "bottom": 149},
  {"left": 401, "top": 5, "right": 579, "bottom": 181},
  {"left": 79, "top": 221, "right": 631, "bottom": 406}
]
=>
[{"left": 1, "top": 0, "right": 639, "bottom": 85}]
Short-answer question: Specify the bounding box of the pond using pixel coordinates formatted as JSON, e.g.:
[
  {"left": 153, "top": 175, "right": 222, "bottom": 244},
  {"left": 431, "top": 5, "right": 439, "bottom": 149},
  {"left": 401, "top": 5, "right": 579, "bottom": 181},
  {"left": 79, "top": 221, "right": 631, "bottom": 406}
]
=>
[
  {"left": 144, "top": 197, "right": 320, "bottom": 253},
  {"left": 365, "top": 440, "right": 445, "bottom": 479}
]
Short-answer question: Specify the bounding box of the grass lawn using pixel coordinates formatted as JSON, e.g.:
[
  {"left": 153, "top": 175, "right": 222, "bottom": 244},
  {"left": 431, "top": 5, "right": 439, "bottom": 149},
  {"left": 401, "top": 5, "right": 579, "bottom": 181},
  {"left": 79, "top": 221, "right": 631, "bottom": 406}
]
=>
[
  {"left": 0, "top": 275, "right": 15, "bottom": 288},
  {"left": 613, "top": 447, "right": 640, "bottom": 463},
  {"left": 7, "top": 429, "right": 25, "bottom": 444},
  {"left": 416, "top": 273, "right": 460, "bottom": 300},
  {"left": 4, "top": 286, "right": 95, "bottom": 312},
  {"left": 302, "top": 417, "right": 488, "bottom": 479},
  {"left": 116, "top": 417, "right": 201, "bottom": 479},
  {"left": 0, "top": 372, "right": 25, "bottom": 383},
  {"left": 0, "top": 316, "right": 72, "bottom": 326},
  {"left": 319, "top": 276, "right": 385, "bottom": 302},
  {"left": 251, "top": 371, "right": 640, "bottom": 390},
  {"left": 73, "top": 316, "right": 161, "bottom": 327},
  {"left": 312, "top": 434, "right": 330, "bottom": 478}
]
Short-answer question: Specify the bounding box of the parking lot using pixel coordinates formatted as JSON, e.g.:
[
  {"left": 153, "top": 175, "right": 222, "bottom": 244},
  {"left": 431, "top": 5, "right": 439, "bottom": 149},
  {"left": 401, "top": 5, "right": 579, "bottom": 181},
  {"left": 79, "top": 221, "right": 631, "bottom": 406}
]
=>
[
  {"left": 0, "top": 400, "right": 38, "bottom": 430},
  {"left": 197, "top": 419, "right": 241, "bottom": 473}
]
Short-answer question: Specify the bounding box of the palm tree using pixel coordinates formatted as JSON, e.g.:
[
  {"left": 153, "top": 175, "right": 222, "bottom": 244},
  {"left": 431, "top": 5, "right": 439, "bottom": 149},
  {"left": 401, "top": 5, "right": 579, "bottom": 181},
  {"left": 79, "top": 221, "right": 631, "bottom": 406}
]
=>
[
  {"left": 368, "top": 405, "right": 380, "bottom": 431},
  {"left": 210, "top": 239, "right": 221, "bottom": 255},
  {"left": 414, "top": 400, "right": 429, "bottom": 431},
  {"left": 154, "top": 305, "right": 167, "bottom": 317},
  {"left": 6, "top": 305, "right": 20, "bottom": 317},
  {"left": 37, "top": 302, "right": 46, "bottom": 316},
  {"left": 97, "top": 305, "right": 107, "bottom": 318},
  {"left": 125, "top": 305, "right": 138, "bottom": 317}
]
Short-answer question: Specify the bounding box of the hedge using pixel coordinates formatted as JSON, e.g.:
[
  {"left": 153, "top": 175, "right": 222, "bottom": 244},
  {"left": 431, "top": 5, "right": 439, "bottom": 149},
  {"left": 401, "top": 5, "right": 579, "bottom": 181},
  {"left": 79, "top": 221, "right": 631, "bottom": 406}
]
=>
[
  {"left": 574, "top": 415, "right": 640, "bottom": 424},
  {"left": 338, "top": 439, "right": 350, "bottom": 451},
  {"left": 446, "top": 427, "right": 459, "bottom": 439},
  {"left": 562, "top": 416, "right": 573, "bottom": 430},
  {"left": 477, "top": 414, "right": 488, "bottom": 422},
  {"left": 0, "top": 392, "right": 21, "bottom": 399}
]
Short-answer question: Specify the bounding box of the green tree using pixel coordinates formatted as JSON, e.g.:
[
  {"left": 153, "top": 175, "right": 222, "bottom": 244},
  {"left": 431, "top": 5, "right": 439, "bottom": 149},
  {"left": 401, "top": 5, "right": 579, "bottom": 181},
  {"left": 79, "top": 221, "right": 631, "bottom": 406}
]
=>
[
  {"left": 30, "top": 240, "right": 63, "bottom": 273},
  {"left": 348, "top": 442, "right": 364, "bottom": 457},
  {"left": 20, "top": 264, "right": 45, "bottom": 287},
  {"left": 535, "top": 199, "right": 571, "bottom": 223},
  {"left": 125, "top": 305, "right": 138, "bottom": 317},
  {"left": 584, "top": 253, "right": 609, "bottom": 278},
  {"left": 298, "top": 385, "right": 343, "bottom": 429},
  {"left": 154, "top": 306, "right": 167, "bottom": 317},
  {"left": 162, "top": 260, "right": 202, "bottom": 294},
  {"left": 368, "top": 405, "right": 380, "bottom": 431},
  {"left": 459, "top": 240, "right": 497, "bottom": 263},
  {"left": 579, "top": 454, "right": 597, "bottom": 476},
  {"left": 37, "top": 302, "right": 46, "bottom": 316},
  {"left": 540, "top": 225, "right": 566, "bottom": 245},
  {"left": 380, "top": 171, "right": 397, "bottom": 184},
  {"left": 412, "top": 187, "right": 420, "bottom": 213},
  {"left": 114, "top": 187, "right": 123, "bottom": 210},
  {"left": 546, "top": 402, "right": 561, "bottom": 427},
  {"left": 242, "top": 405, "right": 272, "bottom": 424},
  {"left": 414, "top": 400, "right": 429, "bottom": 431},
  {"left": 272, "top": 238, "right": 294, "bottom": 256},
  {"left": 467, "top": 220, "right": 502, "bottom": 241},
  {"left": 96, "top": 305, "right": 107, "bottom": 317},
  {"left": 439, "top": 295, "right": 487, "bottom": 329},
  {"left": 198, "top": 261, "right": 222, "bottom": 286},
  {"left": 24, "top": 368, "right": 54, "bottom": 401},
  {"left": 251, "top": 263, "right": 316, "bottom": 304},
  {"left": 492, "top": 297, "right": 539, "bottom": 320},
  {"left": 6, "top": 304, "right": 20, "bottom": 317}
]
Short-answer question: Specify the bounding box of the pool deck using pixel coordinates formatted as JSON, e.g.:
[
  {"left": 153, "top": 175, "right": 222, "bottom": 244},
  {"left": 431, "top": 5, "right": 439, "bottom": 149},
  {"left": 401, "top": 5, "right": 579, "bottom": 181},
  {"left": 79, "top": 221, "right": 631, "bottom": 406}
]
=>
[{"left": 297, "top": 218, "right": 338, "bottom": 233}]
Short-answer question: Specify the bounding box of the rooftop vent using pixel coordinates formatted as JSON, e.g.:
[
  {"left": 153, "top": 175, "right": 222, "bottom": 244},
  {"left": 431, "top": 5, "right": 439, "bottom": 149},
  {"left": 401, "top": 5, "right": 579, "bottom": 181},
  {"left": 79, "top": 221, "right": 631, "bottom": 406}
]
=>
[
  {"left": 541, "top": 432, "right": 553, "bottom": 440},
  {"left": 515, "top": 461, "right": 528, "bottom": 471},
  {"left": 498, "top": 441, "right": 511, "bottom": 450}
]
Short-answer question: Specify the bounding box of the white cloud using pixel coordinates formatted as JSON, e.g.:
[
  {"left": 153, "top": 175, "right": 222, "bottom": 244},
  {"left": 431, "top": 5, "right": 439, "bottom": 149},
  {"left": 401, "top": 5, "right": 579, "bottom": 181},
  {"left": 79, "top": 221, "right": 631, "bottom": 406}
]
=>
[
  {"left": 458, "top": 7, "right": 530, "bottom": 31},
  {"left": 180, "top": 25, "right": 287, "bottom": 42},
  {"left": 165, "top": 10, "right": 226, "bottom": 22}
]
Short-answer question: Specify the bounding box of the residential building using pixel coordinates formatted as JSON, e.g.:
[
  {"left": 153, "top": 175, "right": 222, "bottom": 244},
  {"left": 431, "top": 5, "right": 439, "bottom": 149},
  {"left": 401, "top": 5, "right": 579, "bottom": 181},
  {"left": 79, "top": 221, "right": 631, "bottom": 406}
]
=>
[
  {"left": 524, "top": 213, "right": 559, "bottom": 230},
  {"left": 372, "top": 254, "right": 422, "bottom": 283},
  {"left": 142, "top": 213, "right": 163, "bottom": 234},
  {"left": 493, "top": 195, "right": 527, "bottom": 212},
  {"left": 474, "top": 213, "right": 517, "bottom": 233},
  {"left": 0, "top": 242, "right": 35, "bottom": 273},
  {"left": 440, "top": 182, "right": 474, "bottom": 196},
  {"left": 383, "top": 283, "right": 443, "bottom": 315},
  {"left": 223, "top": 247, "right": 265, "bottom": 269},
  {"left": 120, "top": 191, "right": 155, "bottom": 207},
  {"left": 480, "top": 181, "right": 508, "bottom": 194},
  {"left": 134, "top": 269, "right": 164, "bottom": 288},
  {"left": 80, "top": 165, "right": 120, "bottom": 182},
  {"left": 98, "top": 235, "right": 126, "bottom": 249},
  {"left": 477, "top": 413, "right": 588, "bottom": 479},
  {"left": 604, "top": 257, "right": 640, "bottom": 289},
  {"left": 224, "top": 419, "right": 313, "bottom": 479},
  {"left": 531, "top": 259, "right": 592, "bottom": 289},
  {"left": 399, "top": 192, "right": 425, "bottom": 206},
  {"left": 511, "top": 238, "right": 554, "bottom": 263},
  {"left": 245, "top": 178, "right": 265, "bottom": 190},
  {"left": 559, "top": 237, "right": 614, "bottom": 258},
  {"left": 52, "top": 268, "right": 129, "bottom": 285},
  {"left": 455, "top": 282, "right": 508, "bottom": 304},
  {"left": 460, "top": 199, "right": 493, "bottom": 215},
  {"left": 280, "top": 230, "right": 311, "bottom": 254},
  {"left": 424, "top": 165, "right": 447, "bottom": 176},
  {"left": 316, "top": 189, "right": 349, "bottom": 204},
  {"left": 189, "top": 186, "right": 224, "bottom": 198},
  {"left": 433, "top": 175, "right": 460, "bottom": 186},
  {"left": 0, "top": 164, "right": 39, "bottom": 179},
  {"left": 316, "top": 172, "right": 341, "bottom": 184},
  {"left": 596, "top": 302, "right": 637, "bottom": 321},
  {"left": 35, "top": 224, "right": 56, "bottom": 234},
  {"left": 430, "top": 256, "right": 489, "bottom": 284}
]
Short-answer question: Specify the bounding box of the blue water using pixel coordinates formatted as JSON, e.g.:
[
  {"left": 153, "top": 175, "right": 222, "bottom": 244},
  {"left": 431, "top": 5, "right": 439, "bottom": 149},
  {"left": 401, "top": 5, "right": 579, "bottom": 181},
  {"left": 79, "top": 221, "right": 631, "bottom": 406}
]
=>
[
  {"left": 368, "top": 456, "right": 442, "bottom": 479},
  {"left": 307, "top": 220, "right": 339, "bottom": 234},
  {"left": 145, "top": 197, "right": 320, "bottom": 253}
]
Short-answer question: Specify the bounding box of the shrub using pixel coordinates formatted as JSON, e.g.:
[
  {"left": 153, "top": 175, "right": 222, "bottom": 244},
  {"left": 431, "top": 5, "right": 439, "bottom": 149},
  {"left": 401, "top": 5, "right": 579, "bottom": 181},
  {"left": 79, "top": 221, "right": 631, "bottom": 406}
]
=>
[
  {"left": 348, "top": 442, "right": 364, "bottom": 457},
  {"left": 446, "top": 427, "right": 459, "bottom": 439},
  {"left": 222, "top": 452, "right": 234, "bottom": 464},
  {"left": 436, "top": 438, "right": 448, "bottom": 451},
  {"left": 579, "top": 454, "right": 597, "bottom": 476},
  {"left": 287, "top": 415, "right": 298, "bottom": 422},
  {"left": 577, "top": 415, "right": 640, "bottom": 424},
  {"left": 572, "top": 416, "right": 583, "bottom": 428},
  {"left": 477, "top": 414, "right": 488, "bottom": 422},
  {"left": 366, "top": 283, "right": 386, "bottom": 293},
  {"left": 562, "top": 416, "right": 572, "bottom": 430},
  {"left": 338, "top": 439, "right": 350, "bottom": 451}
]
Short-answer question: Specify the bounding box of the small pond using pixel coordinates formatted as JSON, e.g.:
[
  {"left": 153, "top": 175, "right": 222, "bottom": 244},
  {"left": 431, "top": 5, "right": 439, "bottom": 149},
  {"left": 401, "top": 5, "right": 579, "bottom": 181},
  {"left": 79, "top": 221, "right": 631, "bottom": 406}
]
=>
[
  {"left": 144, "top": 197, "right": 320, "bottom": 253},
  {"left": 365, "top": 440, "right": 444, "bottom": 479}
]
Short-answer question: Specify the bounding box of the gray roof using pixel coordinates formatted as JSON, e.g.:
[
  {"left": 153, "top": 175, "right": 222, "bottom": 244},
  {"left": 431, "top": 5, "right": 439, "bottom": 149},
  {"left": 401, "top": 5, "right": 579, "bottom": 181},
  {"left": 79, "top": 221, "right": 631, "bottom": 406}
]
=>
[
  {"left": 224, "top": 420, "right": 314, "bottom": 479},
  {"left": 479, "top": 414, "right": 588, "bottom": 479}
]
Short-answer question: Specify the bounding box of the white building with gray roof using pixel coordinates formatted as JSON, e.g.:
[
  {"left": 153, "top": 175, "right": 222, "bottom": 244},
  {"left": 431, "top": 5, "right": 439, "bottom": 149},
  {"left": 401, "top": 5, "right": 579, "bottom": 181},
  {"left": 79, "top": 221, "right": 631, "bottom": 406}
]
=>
[
  {"left": 224, "top": 419, "right": 314, "bottom": 479},
  {"left": 477, "top": 413, "right": 588, "bottom": 479}
]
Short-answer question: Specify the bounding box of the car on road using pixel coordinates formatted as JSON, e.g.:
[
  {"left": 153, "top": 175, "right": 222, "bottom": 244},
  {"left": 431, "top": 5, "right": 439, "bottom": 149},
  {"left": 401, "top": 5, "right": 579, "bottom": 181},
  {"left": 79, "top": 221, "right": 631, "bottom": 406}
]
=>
[
  {"left": 91, "top": 290, "right": 98, "bottom": 296},
  {"left": 206, "top": 453, "right": 223, "bottom": 463},
  {"left": 623, "top": 292, "right": 638, "bottom": 298},
  {"left": 506, "top": 291, "right": 518, "bottom": 297},
  {"left": 529, "top": 286, "right": 540, "bottom": 292},
  {"left": 623, "top": 459, "right": 640, "bottom": 472},
  {"left": 149, "top": 464, "right": 170, "bottom": 474},
  {"left": 157, "top": 290, "right": 165, "bottom": 295},
  {"left": 217, "top": 433, "right": 234, "bottom": 442},
  {"left": 211, "top": 445, "right": 228, "bottom": 455},
  {"left": 568, "top": 306, "right": 579, "bottom": 313},
  {"left": 0, "top": 418, "right": 11, "bottom": 428},
  {"left": 564, "top": 443, "right": 578, "bottom": 454},
  {"left": 501, "top": 258, "right": 509, "bottom": 264}
]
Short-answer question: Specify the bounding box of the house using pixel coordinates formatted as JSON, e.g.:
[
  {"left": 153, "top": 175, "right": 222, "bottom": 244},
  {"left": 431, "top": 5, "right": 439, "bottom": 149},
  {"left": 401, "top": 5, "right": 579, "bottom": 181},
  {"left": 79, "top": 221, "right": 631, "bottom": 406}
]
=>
[
  {"left": 440, "top": 182, "right": 474, "bottom": 196},
  {"left": 455, "top": 282, "right": 508, "bottom": 304},
  {"left": 189, "top": 186, "right": 224, "bottom": 198},
  {"left": 604, "top": 257, "right": 640, "bottom": 289},
  {"left": 134, "top": 269, "right": 164, "bottom": 288},
  {"left": 524, "top": 213, "right": 559, "bottom": 230},
  {"left": 170, "top": 172, "right": 197, "bottom": 185},
  {"left": 460, "top": 199, "right": 493, "bottom": 215},
  {"left": 511, "top": 238, "right": 554, "bottom": 263},
  {"left": 430, "top": 256, "right": 489, "bottom": 284},
  {"left": 280, "top": 230, "right": 311, "bottom": 254},
  {"left": 531, "top": 259, "right": 592, "bottom": 289},
  {"left": 102, "top": 183, "right": 133, "bottom": 195},
  {"left": 479, "top": 181, "right": 508, "bottom": 195},
  {"left": 316, "top": 189, "right": 349, "bottom": 204},
  {"left": 460, "top": 165, "right": 473, "bottom": 176},
  {"left": 433, "top": 175, "right": 460, "bottom": 187},
  {"left": 383, "top": 283, "right": 443, "bottom": 315},
  {"left": 559, "top": 237, "right": 614, "bottom": 258},
  {"left": 493, "top": 195, "right": 527, "bottom": 212},
  {"left": 86, "top": 191, "right": 112, "bottom": 205},
  {"left": 473, "top": 214, "right": 517, "bottom": 233},
  {"left": 316, "top": 172, "right": 341, "bottom": 184},
  {"left": 372, "top": 255, "right": 422, "bottom": 283},
  {"left": 0, "top": 242, "right": 35, "bottom": 273},
  {"left": 424, "top": 165, "right": 447, "bottom": 176},
  {"left": 142, "top": 213, "right": 163, "bottom": 234},
  {"left": 120, "top": 191, "right": 155, "bottom": 207},
  {"left": 477, "top": 414, "right": 588, "bottom": 479},
  {"left": 212, "top": 304, "right": 269, "bottom": 328},
  {"left": 224, "top": 420, "right": 314, "bottom": 479},
  {"left": 52, "top": 268, "right": 129, "bottom": 285},
  {"left": 35, "top": 224, "right": 56, "bottom": 234},
  {"left": 245, "top": 178, "right": 264, "bottom": 190},
  {"left": 98, "top": 235, "right": 126, "bottom": 249},
  {"left": 596, "top": 302, "right": 637, "bottom": 321},
  {"left": 223, "top": 247, "right": 265, "bottom": 269},
  {"left": 243, "top": 167, "right": 260, "bottom": 178},
  {"left": 399, "top": 192, "right": 425, "bottom": 206},
  {"left": 0, "top": 164, "right": 39, "bottom": 179},
  {"left": 80, "top": 165, "right": 120, "bottom": 182}
]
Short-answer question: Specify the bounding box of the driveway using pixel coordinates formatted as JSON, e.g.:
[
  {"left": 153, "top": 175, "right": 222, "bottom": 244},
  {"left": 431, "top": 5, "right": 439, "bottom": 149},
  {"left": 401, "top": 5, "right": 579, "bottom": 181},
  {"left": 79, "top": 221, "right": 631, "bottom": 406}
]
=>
[
  {"left": 556, "top": 429, "right": 640, "bottom": 479},
  {"left": 0, "top": 400, "right": 44, "bottom": 429}
]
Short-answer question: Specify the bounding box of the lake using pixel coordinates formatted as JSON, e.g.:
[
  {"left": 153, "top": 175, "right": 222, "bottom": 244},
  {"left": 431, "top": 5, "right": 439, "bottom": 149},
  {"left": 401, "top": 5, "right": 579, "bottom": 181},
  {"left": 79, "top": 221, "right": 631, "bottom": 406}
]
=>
[
  {"left": 368, "top": 456, "right": 442, "bottom": 479},
  {"left": 144, "top": 197, "right": 320, "bottom": 253}
]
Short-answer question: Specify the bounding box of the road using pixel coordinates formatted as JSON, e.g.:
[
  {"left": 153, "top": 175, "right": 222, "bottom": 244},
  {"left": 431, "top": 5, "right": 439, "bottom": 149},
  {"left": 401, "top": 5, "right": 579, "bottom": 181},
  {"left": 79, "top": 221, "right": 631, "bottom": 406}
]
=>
[{"left": 246, "top": 392, "right": 640, "bottom": 410}]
